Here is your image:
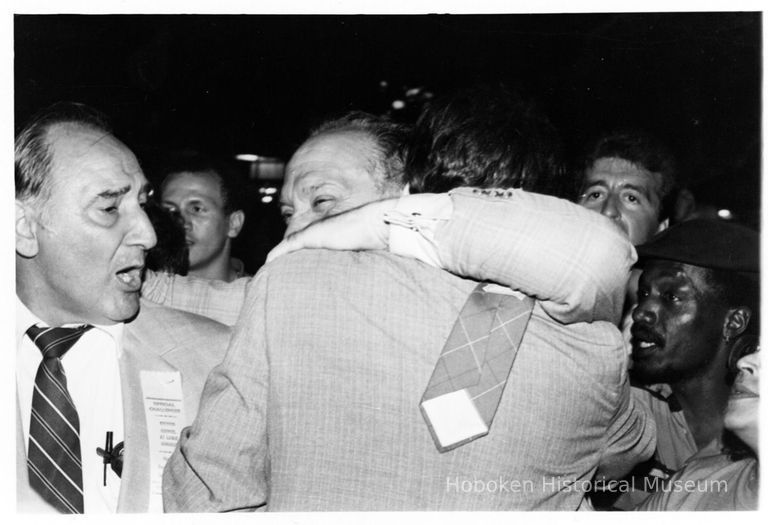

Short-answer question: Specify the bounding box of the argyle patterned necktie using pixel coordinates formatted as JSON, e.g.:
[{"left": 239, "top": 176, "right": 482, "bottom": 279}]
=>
[
  {"left": 26, "top": 324, "right": 93, "bottom": 514},
  {"left": 420, "top": 283, "right": 534, "bottom": 452}
]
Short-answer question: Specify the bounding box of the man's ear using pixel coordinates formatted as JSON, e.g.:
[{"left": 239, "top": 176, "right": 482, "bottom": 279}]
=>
[
  {"left": 227, "top": 210, "right": 245, "bottom": 238},
  {"left": 401, "top": 183, "right": 411, "bottom": 196},
  {"left": 723, "top": 307, "right": 752, "bottom": 341},
  {"left": 16, "top": 200, "right": 40, "bottom": 257},
  {"left": 656, "top": 217, "right": 669, "bottom": 235}
]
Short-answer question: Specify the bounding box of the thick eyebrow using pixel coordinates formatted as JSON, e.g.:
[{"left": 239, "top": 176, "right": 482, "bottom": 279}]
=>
[
  {"left": 582, "top": 179, "right": 653, "bottom": 200},
  {"left": 582, "top": 180, "right": 608, "bottom": 190},
  {"left": 618, "top": 183, "right": 653, "bottom": 200},
  {"left": 93, "top": 182, "right": 153, "bottom": 202},
  {"left": 579, "top": 180, "right": 608, "bottom": 195},
  {"left": 183, "top": 197, "right": 209, "bottom": 206},
  {"left": 279, "top": 178, "right": 333, "bottom": 207},
  {"left": 96, "top": 185, "right": 131, "bottom": 200}
]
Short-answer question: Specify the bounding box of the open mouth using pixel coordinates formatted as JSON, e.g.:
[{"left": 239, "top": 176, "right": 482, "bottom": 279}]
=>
[
  {"left": 116, "top": 265, "right": 144, "bottom": 291},
  {"left": 631, "top": 326, "right": 664, "bottom": 356}
]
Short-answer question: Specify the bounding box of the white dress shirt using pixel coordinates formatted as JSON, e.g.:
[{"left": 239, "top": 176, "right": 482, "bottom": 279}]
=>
[{"left": 16, "top": 297, "right": 124, "bottom": 513}]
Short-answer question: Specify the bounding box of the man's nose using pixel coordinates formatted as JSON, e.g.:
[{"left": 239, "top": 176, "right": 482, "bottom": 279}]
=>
[
  {"left": 180, "top": 211, "right": 193, "bottom": 232},
  {"left": 632, "top": 299, "right": 658, "bottom": 326},
  {"left": 735, "top": 350, "right": 760, "bottom": 376},
  {"left": 129, "top": 207, "right": 158, "bottom": 250},
  {"left": 600, "top": 194, "right": 621, "bottom": 220}
]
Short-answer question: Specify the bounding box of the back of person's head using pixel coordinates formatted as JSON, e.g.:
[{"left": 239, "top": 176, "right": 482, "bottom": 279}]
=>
[
  {"left": 583, "top": 129, "right": 678, "bottom": 222},
  {"left": 159, "top": 151, "right": 244, "bottom": 215},
  {"left": 310, "top": 111, "right": 411, "bottom": 194},
  {"left": 404, "top": 84, "right": 567, "bottom": 197},
  {"left": 144, "top": 199, "right": 190, "bottom": 275},
  {"left": 16, "top": 101, "right": 112, "bottom": 204}
]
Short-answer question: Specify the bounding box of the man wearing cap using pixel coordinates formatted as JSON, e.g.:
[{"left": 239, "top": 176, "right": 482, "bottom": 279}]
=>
[
  {"left": 591, "top": 217, "right": 759, "bottom": 509},
  {"left": 628, "top": 219, "right": 759, "bottom": 476}
]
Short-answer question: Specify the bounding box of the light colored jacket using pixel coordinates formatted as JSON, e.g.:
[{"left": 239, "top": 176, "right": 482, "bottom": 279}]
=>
[{"left": 163, "top": 189, "right": 654, "bottom": 511}]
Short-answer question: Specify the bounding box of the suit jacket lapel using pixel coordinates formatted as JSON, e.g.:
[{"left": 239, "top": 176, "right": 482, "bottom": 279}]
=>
[
  {"left": 18, "top": 299, "right": 222, "bottom": 514},
  {"left": 16, "top": 324, "right": 175, "bottom": 514},
  {"left": 117, "top": 322, "right": 179, "bottom": 513}
]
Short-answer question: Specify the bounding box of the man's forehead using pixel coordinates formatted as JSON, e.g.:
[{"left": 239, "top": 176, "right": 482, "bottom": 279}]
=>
[
  {"left": 49, "top": 122, "right": 117, "bottom": 156},
  {"left": 642, "top": 260, "right": 708, "bottom": 285},
  {"left": 588, "top": 157, "right": 660, "bottom": 187},
  {"left": 289, "top": 131, "right": 376, "bottom": 171},
  {"left": 48, "top": 123, "right": 147, "bottom": 189},
  {"left": 163, "top": 171, "right": 223, "bottom": 199},
  {"left": 283, "top": 139, "right": 377, "bottom": 193}
]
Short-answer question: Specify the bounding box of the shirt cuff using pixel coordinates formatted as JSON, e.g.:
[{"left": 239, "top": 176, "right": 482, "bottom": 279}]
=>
[{"left": 383, "top": 193, "right": 453, "bottom": 268}]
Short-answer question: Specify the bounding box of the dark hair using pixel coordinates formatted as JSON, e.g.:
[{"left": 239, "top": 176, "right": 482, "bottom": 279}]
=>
[
  {"left": 404, "top": 84, "right": 567, "bottom": 197},
  {"left": 310, "top": 111, "right": 411, "bottom": 194},
  {"left": 582, "top": 130, "right": 678, "bottom": 222},
  {"left": 15, "top": 101, "right": 112, "bottom": 203},
  {"left": 159, "top": 151, "right": 244, "bottom": 214},
  {"left": 144, "top": 199, "right": 189, "bottom": 275}
]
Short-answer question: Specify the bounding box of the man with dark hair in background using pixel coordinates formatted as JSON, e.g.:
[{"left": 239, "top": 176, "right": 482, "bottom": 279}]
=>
[
  {"left": 577, "top": 129, "right": 679, "bottom": 246},
  {"left": 164, "top": 86, "right": 653, "bottom": 511},
  {"left": 15, "top": 102, "right": 229, "bottom": 513},
  {"left": 160, "top": 152, "right": 247, "bottom": 282}
]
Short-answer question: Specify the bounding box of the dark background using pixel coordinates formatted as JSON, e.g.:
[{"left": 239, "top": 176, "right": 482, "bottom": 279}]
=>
[{"left": 15, "top": 13, "right": 762, "bottom": 269}]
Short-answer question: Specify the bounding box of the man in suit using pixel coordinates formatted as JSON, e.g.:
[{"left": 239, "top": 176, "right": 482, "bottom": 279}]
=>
[
  {"left": 163, "top": 86, "right": 654, "bottom": 510},
  {"left": 15, "top": 102, "right": 229, "bottom": 513}
]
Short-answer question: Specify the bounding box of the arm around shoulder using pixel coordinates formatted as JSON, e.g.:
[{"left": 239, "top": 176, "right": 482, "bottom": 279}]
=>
[{"left": 433, "top": 188, "right": 636, "bottom": 324}]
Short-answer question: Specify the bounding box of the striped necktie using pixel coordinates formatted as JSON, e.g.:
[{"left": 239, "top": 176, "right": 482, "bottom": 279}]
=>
[{"left": 26, "top": 324, "right": 92, "bottom": 514}]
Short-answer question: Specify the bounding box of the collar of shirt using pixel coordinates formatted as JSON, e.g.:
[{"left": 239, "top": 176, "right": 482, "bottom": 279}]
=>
[
  {"left": 16, "top": 295, "right": 126, "bottom": 513},
  {"left": 16, "top": 296, "right": 125, "bottom": 355}
]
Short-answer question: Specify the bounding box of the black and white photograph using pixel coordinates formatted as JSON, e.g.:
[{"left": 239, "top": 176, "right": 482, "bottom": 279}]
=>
[{"left": 9, "top": 3, "right": 762, "bottom": 516}]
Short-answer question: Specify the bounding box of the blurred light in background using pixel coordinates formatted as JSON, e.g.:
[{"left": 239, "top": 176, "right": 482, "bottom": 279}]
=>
[
  {"left": 258, "top": 186, "right": 278, "bottom": 205},
  {"left": 235, "top": 153, "right": 261, "bottom": 162},
  {"left": 717, "top": 209, "right": 733, "bottom": 220},
  {"left": 235, "top": 153, "right": 285, "bottom": 181}
]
